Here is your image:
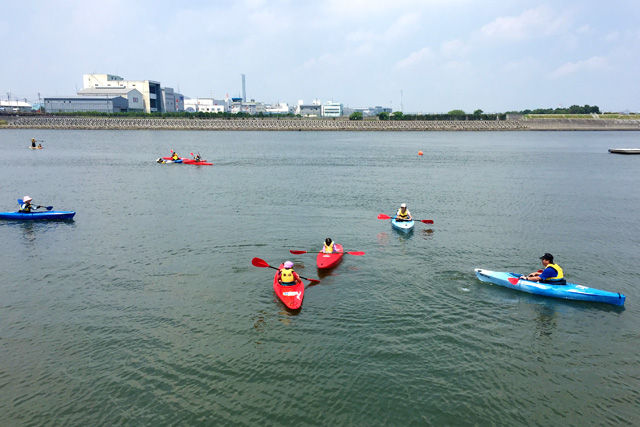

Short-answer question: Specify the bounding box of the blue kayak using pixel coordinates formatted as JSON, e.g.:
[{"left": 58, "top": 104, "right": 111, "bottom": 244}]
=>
[
  {"left": 0, "top": 211, "right": 76, "bottom": 220},
  {"left": 391, "top": 216, "right": 414, "bottom": 233},
  {"left": 474, "top": 269, "right": 626, "bottom": 306}
]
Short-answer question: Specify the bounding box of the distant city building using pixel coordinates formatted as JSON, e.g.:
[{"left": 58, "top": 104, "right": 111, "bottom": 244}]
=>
[
  {"left": 82, "top": 74, "right": 182, "bottom": 113},
  {"left": 265, "top": 103, "right": 291, "bottom": 115},
  {"left": 162, "top": 87, "right": 184, "bottom": 113},
  {"left": 0, "top": 100, "right": 32, "bottom": 112},
  {"left": 77, "top": 87, "right": 144, "bottom": 112},
  {"left": 353, "top": 106, "right": 392, "bottom": 116},
  {"left": 184, "top": 98, "right": 229, "bottom": 113},
  {"left": 322, "top": 101, "right": 343, "bottom": 117},
  {"left": 230, "top": 99, "right": 264, "bottom": 115},
  {"left": 44, "top": 96, "right": 129, "bottom": 113}
]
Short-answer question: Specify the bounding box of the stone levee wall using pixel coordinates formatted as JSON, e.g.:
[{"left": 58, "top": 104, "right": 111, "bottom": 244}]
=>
[{"left": 2, "top": 116, "right": 640, "bottom": 131}]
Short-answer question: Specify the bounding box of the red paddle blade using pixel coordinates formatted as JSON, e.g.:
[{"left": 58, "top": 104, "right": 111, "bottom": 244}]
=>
[
  {"left": 346, "top": 251, "right": 365, "bottom": 256},
  {"left": 289, "top": 250, "right": 308, "bottom": 254},
  {"left": 251, "top": 257, "right": 269, "bottom": 268},
  {"left": 378, "top": 214, "right": 392, "bottom": 220},
  {"left": 421, "top": 219, "right": 434, "bottom": 224},
  {"left": 304, "top": 277, "right": 321, "bottom": 284},
  {"left": 507, "top": 277, "right": 520, "bottom": 285}
]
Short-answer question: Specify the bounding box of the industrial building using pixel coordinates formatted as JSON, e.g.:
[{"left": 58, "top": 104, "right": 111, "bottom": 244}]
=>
[
  {"left": 0, "top": 100, "right": 32, "bottom": 113},
  {"left": 322, "top": 101, "right": 343, "bottom": 117},
  {"left": 184, "top": 98, "right": 229, "bottom": 113},
  {"left": 77, "top": 88, "right": 144, "bottom": 112},
  {"left": 82, "top": 74, "right": 183, "bottom": 113},
  {"left": 44, "top": 96, "right": 129, "bottom": 113}
]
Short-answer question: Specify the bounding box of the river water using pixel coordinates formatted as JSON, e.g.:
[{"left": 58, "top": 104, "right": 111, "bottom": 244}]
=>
[{"left": 1, "top": 129, "right": 639, "bottom": 426}]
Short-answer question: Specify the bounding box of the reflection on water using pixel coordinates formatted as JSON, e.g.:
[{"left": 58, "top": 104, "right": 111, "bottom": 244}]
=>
[{"left": 533, "top": 304, "right": 558, "bottom": 339}]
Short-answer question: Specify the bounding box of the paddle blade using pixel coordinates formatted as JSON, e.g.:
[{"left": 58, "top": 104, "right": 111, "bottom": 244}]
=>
[
  {"left": 45, "top": 206, "right": 53, "bottom": 211},
  {"left": 421, "top": 219, "right": 434, "bottom": 224},
  {"left": 346, "top": 251, "right": 365, "bottom": 256},
  {"left": 251, "top": 257, "right": 270, "bottom": 268},
  {"left": 289, "top": 250, "right": 308, "bottom": 254},
  {"left": 377, "top": 214, "right": 392, "bottom": 220},
  {"left": 303, "top": 277, "right": 321, "bottom": 284},
  {"left": 18, "top": 199, "right": 23, "bottom": 204},
  {"left": 507, "top": 277, "right": 520, "bottom": 285}
]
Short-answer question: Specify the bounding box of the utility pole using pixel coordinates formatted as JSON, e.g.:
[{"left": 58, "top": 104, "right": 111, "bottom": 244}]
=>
[{"left": 400, "top": 90, "right": 403, "bottom": 113}]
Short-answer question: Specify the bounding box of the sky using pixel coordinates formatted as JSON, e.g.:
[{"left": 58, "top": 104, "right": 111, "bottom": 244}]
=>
[{"left": 2, "top": 0, "right": 639, "bottom": 113}]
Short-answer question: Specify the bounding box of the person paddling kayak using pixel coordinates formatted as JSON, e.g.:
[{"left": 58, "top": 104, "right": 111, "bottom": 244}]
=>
[
  {"left": 19, "top": 196, "right": 43, "bottom": 213},
  {"left": 31, "top": 138, "right": 36, "bottom": 148},
  {"left": 171, "top": 151, "right": 180, "bottom": 161},
  {"left": 322, "top": 238, "right": 336, "bottom": 253},
  {"left": 396, "top": 203, "right": 412, "bottom": 221},
  {"left": 278, "top": 261, "right": 303, "bottom": 286},
  {"left": 520, "top": 253, "right": 566, "bottom": 285}
]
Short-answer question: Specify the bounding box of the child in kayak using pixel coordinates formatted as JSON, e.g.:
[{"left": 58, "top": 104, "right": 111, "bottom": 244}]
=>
[
  {"left": 19, "top": 196, "right": 42, "bottom": 213},
  {"left": 194, "top": 153, "right": 202, "bottom": 162},
  {"left": 278, "top": 261, "right": 303, "bottom": 286},
  {"left": 322, "top": 238, "right": 336, "bottom": 253},
  {"left": 171, "top": 151, "right": 180, "bottom": 161},
  {"left": 396, "top": 203, "right": 412, "bottom": 221}
]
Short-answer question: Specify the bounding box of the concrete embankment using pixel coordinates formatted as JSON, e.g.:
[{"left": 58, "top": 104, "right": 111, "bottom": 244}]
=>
[{"left": 2, "top": 116, "right": 640, "bottom": 131}]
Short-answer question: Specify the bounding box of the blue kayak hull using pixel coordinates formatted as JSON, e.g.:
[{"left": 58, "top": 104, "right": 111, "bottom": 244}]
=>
[
  {"left": 0, "top": 211, "right": 76, "bottom": 220},
  {"left": 475, "top": 269, "right": 626, "bottom": 306},
  {"left": 391, "top": 217, "right": 414, "bottom": 233}
]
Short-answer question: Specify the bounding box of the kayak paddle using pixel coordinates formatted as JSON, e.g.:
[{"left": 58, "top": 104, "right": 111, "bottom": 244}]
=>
[
  {"left": 17, "top": 199, "right": 53, "bottom": 210},
  {"left": 377, "top": 214, "right": 434, "bottom": 224},
  {"left": 251, "top": 257, "right": 320, "bottom": 283},
  {"left": 289, "top": 250, "right": 365, "bottom": 256}
]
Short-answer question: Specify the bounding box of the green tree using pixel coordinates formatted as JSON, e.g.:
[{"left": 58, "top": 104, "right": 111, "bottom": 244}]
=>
[
  {"left": 378, "top": 111, "right": 390, "bottom": 120},
  {"left": 448, "top": 109, "right": 465, "bottom": 115},
  {"left": 349, "top": 112, "right": 363, "bottom": 121},
  {"left": 473, "top": 109, "right": 483, "bottom": 116},
  {"left": 392, "top": 111, "right": 404, "bottom": 120}
]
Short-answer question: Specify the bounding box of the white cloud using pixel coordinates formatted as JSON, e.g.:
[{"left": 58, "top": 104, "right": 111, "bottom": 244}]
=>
[
  {"left": 480, "top": 6, "right": 568, "bottom": 40},
  {"left": 549, "top": 56, "right": 608, "bottom": 79},
  {"left": 441, "top": 39, "right": 469, "bottom": 57},
  {"left": 502, "top": 57, "right": 539, "bottom": 73},
  {"left": 395, "top": 47, "right": 434, "bottom": 69},
  {"left": 443, "top": 61, "right": 469, "bottom": 72},
  {"left": 384, "top": 13, "right": 421, "bottom": 40},
  {"left": 605, "top": 31, "right": 620, "bottom": 41}
]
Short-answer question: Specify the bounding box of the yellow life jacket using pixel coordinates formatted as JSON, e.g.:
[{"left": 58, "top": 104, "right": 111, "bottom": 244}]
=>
[
  {"left": 280, "top": 268, "right": 295, "bottom": 284},
  {"left": 544, "top": 263, "right": 564, "bottom": 282},
  {"left": 172, "top": 153, "right": 179, "bottom": 160},
  {"left": 397, "top": 208, "right": 410, "bottom": 219},
  {"left": 19, "top": 203, "right": 31, "bottom": 213},
  {"left": 323, "top": 242, "right": 334, "bottom": 253}
]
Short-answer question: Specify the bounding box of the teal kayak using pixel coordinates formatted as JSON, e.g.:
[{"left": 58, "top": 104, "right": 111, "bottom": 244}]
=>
[
  {"left": 391, "top": 216, "right": 414, "bottom": 233},
  {"left": 0, "top": 211, "right": 76, "bottom": 220},
  {"left": 474, "top": 269, "right": 626, "bottom": 306}
]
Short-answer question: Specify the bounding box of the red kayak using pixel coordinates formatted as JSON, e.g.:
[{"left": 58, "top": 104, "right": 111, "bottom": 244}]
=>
[
  {"left": 182, "top": 159, "right": 213, "bottom": 166},
  {"left": 273, "top": 263, "right": 304, "bottom": 310},
  {"left": 316, "top": 244, "right": 344, "bottom": 269}
]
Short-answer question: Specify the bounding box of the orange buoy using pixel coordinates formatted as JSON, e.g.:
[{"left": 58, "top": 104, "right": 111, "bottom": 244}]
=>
[{"left": 418, "top": 151, "right": 423, "bottom": 156}]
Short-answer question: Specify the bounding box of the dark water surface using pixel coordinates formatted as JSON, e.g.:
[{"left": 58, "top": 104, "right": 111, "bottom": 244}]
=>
[{"left": 1, "top": 129, "right": 639, "bottom": 426}]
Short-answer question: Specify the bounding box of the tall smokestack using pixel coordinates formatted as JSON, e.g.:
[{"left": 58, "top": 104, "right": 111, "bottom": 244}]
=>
[{"left": 242, "top": 74, "right": 246, "bottom": 102}]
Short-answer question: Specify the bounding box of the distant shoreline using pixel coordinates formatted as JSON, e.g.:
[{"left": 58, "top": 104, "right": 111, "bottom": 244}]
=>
[{"left": 2, "top": 116, "right": 640, "bottom": 131}]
